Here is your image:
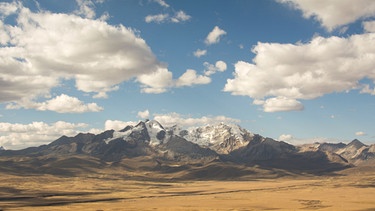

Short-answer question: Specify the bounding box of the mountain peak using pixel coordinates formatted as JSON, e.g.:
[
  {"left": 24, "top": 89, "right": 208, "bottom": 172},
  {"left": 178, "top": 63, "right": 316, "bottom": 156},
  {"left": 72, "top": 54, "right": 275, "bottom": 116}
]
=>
[
  {"left": 182, "top": 122, "right": 254, "bottom": 154},
  {"left": 0, "top": 146, "right": 5, "bottom": 150},
  {"left": 107, "top": 119, "right": 167, "bottom": 146},
  {"left": 145, "top": 119, "right": 165, "bottom": 130},
  {"left": 348, "top": 139, "right": 366, "bottom": 149}
]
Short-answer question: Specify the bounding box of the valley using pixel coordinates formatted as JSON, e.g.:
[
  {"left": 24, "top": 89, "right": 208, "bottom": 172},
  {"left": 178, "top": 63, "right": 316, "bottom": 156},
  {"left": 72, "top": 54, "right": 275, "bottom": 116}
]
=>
[{"left": 0, "top": 166, "right": 374, "bottom": 210}]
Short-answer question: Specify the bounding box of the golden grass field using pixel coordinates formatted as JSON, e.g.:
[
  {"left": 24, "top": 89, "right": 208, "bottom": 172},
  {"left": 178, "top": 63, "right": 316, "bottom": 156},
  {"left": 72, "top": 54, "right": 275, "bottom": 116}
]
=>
[{"left": 0, "top": 166, "right": 375, "bottom": 211}]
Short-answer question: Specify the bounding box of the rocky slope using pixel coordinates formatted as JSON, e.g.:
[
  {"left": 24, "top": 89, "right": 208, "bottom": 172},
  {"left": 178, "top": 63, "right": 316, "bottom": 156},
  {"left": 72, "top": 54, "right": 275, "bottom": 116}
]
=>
[
  {"left": 179, "top": 123, "right": 254, "bottom": 154},
  {"left": 299, "top": 139, "right": 375, "bottom": 165}
]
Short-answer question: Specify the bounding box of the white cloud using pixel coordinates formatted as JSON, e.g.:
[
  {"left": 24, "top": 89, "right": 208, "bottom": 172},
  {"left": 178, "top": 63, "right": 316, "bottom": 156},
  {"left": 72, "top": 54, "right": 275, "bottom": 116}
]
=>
[
  {"left": 154, "top": 0, "right": 169, "bottom": 8},
  {"left": 145, "top": 13, "right": 169, "bottom": 23},
  {"left": 363, "top": 20, "right": 375, "bottom": 33},
  {"left": 252, "top": 99, "right": 265, "bottom": 105},
  {"left": 138, "top": 109, "right": 150, "bottom": 119},
  {"left": 0, "top": 3, "right": 161, "bottom": 105},
  {"left": 0, "top": 1, "right": 203, "bottom": 104},
  {"left": 138, "top": 67, "right": 214, "bottom": 93},
  {"left": 284, "top": 136, "right": 339, "bottom": 145},
  {"left": 355, "top": 131, "right": 367, "bottom": 136},
  {"left": 99, "top": 11, "right": 110, "bottom": 21},
  {"left": 216, "top": 61, "right": 227, "bottom": 71},
  {"left": 104, "top": 120, "right": 136, "bottom": 131},
  {"left": 262, "top": 97, "right": 304, "bottom": 112},
  {"left": 204, "top": 61, "right": 227, "bottom": 76},
  {"left": 137, "top": 67, "right": 173, "bottom": 94},
  {"left": 278, "top": 134, "right": 293, "bottom": 142},
  {"left": 6, "top": 94, "right": 103, "bottom": 113},
  {"left": 146, "top": 0, "right": 190, "bottom": 24},
  {"left": 0, "top": 121, "right": 88, "bottom": 149},
  {"left": 145, "top": 11, "right": 190, "bottom": 24},
  {"left": 338, "top": 26, "right": 349, "bottom": 35},
  {"left": 193, "top": 49, "right": 207, "bottom": 58},
  {"left": 278, "top": 0, "right": 375, "bottom": 31},
  {"left": 153, "top": 112, "right": 240, "bottom": 127},
  {"left": 171, "top": 11, "right": 191, "bottom": 23},
  {"left": 176, "top": 69, "right": 211, "bottom": 87},
  {"left": 0, "top": 1, "right": 18, "bottom": 18},
  {"left": 75, "top": 0, "right": 96, "bottom": 19},
  {"left": 205, "top": 26, "right": 227, "bottom": 45},
  {"left": 104, "top": 112, "right": 240, "bottom": 132},
  {"left": 360, "top": 84, "right": 375, "bottom": 95},
  {"left": 224, "top": 32, "right": 375, "bottom": 112}
]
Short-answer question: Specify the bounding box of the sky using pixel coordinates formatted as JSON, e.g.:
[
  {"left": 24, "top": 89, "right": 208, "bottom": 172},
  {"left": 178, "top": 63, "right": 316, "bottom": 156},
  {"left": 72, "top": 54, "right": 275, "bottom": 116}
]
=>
[{"left": 1, "top": 0, "right": 375, "bottom": 149}]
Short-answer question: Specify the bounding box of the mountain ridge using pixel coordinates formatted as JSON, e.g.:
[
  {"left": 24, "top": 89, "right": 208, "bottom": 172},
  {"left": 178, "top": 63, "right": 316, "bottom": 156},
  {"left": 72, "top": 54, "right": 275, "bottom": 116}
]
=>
[{"left": 1, "top": 119, "right": 373, "bottom": 179}]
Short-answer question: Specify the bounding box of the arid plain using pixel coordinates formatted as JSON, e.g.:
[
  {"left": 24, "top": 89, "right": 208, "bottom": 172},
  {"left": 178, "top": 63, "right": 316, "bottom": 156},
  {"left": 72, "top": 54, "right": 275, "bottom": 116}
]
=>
[{"left": 1, "top": 165, "right": 374, "bottom": 211}]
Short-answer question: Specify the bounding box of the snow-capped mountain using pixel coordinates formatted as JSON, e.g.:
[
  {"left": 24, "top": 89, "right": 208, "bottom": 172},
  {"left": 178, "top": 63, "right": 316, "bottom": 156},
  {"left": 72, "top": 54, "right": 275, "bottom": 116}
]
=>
[
  {"left": 2, "top": 119, "right": 370, "bottom": 176},
  {"left": 180, "top": 123, "right": 254, "bottom": 154},
  {"left": 106, "top": 120, "right": 167, "bottom": 146},
  {"left": 103, "top": 120, "right": 255, "bottom": 155},
  {"left": 0, "top": 146, "right": 4, "bottom": 151}
]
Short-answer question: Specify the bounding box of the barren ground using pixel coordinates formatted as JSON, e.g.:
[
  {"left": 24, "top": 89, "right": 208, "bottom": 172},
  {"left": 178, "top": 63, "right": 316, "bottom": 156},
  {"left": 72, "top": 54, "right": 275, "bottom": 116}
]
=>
[{"left": 0, "top": 166, "right": 374, "bottom": 211}]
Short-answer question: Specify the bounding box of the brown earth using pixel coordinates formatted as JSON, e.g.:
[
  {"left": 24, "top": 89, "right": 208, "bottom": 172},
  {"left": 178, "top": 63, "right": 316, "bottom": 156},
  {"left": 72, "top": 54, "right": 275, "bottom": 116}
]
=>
[{"left": 0, "top": 165, "right": 374, "bottom": 211}]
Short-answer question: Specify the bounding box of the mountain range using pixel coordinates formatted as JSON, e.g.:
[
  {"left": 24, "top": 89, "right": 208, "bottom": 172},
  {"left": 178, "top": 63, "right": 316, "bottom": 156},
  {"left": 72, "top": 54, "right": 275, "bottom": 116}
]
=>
[{"left": 1, "top": 119, "right": 374, "bottom": 179}]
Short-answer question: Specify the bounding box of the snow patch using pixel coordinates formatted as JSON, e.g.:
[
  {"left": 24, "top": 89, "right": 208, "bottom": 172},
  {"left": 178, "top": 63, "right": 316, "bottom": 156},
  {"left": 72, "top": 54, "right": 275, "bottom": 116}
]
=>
[
  {"left": 104, "top": 130, "right": 132, "bottom": 144},
  {"left": 181, "top": 123, "right": 254, "bottom": 154}
]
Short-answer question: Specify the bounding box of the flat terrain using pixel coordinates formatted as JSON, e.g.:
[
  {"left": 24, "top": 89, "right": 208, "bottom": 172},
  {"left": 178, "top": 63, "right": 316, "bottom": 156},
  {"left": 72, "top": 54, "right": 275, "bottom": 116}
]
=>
[{"left": 0, "top": 166, "right": 375, "bottom": 211}]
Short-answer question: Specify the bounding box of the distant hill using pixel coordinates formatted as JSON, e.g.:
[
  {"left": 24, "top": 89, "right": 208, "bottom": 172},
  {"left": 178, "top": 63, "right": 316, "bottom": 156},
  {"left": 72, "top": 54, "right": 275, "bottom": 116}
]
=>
[
  {"left": 299, "top": 139, "right": 375, "bottom": 165},
  {"left": 1, "top": 119, "right": 372, "bottom": 179}
]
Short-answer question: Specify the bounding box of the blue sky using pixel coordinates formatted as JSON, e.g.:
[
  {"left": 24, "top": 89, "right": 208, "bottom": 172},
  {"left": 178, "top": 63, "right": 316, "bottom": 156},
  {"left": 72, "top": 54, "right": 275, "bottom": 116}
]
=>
[{"left": 1, "top": 0, "right": 375, "bottom": 149}]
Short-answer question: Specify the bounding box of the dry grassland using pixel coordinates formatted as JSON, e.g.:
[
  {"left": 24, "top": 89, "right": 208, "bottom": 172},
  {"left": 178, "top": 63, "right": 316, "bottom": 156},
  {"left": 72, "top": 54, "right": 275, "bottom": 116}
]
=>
[{"left": 0, "top": 167, "right": 374, "bottom": 211}]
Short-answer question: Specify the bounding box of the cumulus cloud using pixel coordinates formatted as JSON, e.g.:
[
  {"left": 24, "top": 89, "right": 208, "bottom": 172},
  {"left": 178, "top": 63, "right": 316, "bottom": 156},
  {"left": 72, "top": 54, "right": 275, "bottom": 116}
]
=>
[
  {"left": 137, "top": 67, "right": 173, "bottom": 94},
  {"left": 224, "top": 32, "right": 375, "bottom": 112},
  {"left": 0, "top": 2, "right": 201, "bottom": 108},
  {"left": 137, "top": 66, "right": 215, "bottom": 93},
  {"left": 171, "top": 11, "right": 191, "bottom": 23},
  {"left": 6, "top": 94, "right": 103, "bottom": 113},
  {"left": 175, "top": 69, "right": 211, "bottom": 87},
  {"left": 103, "top": 111, "right": 240, "bottom": 132},
  {"left": 193, "top": 49, "right": 207, "bottom": 58},
  {"left": 278, "top": 0, "right": 375, "bottom": 31},
  {"left": 205, "top": 26, "right": 226, "bottom": 45},
  {"left": 104, "top": 120, "right": 136, "bottom": 131},
  {"left": 204, "top": 60, "right": 227, "bottom": 76},
  {"left": 355, "top": 131, "right": 367, "bottom": 136},
  {"left": 0, "top": 2, "right": 161, "bottom": 106},
  {"left": 363, "top": 20, "right": 375, "bottom": 33},
  {"left": 0, "top": 121, "right": 88, "bottom": 149},
  {"left": 262, "top": 97, "right": 304, "bottom": 112},
  {"left": 153, "top": 112, "right": 240, "bottom": 127},
  {"left": 278, "top": 134, "right": 293, "bottom": 142},
  {"left": 137, "top": 109, "right": 150, "bottom": 119},
  {"left": 0, "top": 1, "right": 18, "bottom": 18}
]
